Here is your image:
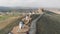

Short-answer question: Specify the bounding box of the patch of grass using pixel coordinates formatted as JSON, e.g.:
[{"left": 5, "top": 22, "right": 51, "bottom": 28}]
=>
[
  {"left": 0, "top": 14, "right": 21, "bottom": 21},
  {"left": 0, "top": 15, "right": 9, "bottom": 21}
]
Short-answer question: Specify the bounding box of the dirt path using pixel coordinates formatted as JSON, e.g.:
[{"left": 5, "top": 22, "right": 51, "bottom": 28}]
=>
[{"left": 11, "top": 24, "right": 29, "bottom": 34}]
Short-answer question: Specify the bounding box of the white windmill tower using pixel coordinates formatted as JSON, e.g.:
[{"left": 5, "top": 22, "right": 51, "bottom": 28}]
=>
[{"left": 17, "top": 21, "right": 24, "bottom": 32}]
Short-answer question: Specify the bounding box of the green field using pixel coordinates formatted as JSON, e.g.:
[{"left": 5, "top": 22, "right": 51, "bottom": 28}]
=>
[
  {"left": 0, "top": 13, "right": 21, "bottom": 21},
  {"left": 0, "top": 15, "right": 9, "bottom": 21}
]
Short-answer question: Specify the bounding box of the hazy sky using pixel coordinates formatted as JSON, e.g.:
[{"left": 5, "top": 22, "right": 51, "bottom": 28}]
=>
[{"left": 0, "top": 0, "right": 60, "bottom": 8}]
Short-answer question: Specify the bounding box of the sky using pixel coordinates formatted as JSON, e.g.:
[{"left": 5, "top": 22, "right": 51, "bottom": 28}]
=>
[{"left": 0, "top": 0, "right": 60, "bottom": 8}]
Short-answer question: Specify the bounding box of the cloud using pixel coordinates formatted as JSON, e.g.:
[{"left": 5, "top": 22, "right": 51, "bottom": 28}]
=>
[{"left": 0, "top": 0, "right": 60, "bottom": 8}]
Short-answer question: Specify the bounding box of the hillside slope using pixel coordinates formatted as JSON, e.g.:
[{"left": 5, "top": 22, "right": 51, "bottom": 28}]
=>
[{"left": 36, "top": 12, "right": 60, "bottom": 34}]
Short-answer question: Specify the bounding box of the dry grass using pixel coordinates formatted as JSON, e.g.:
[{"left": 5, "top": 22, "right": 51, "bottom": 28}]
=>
[
  {"left": 0, "top": 16, "right": 22, "bottom": 34},
  {"left": 0, "top": 17, "right": 19, "bottom": 29}
]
